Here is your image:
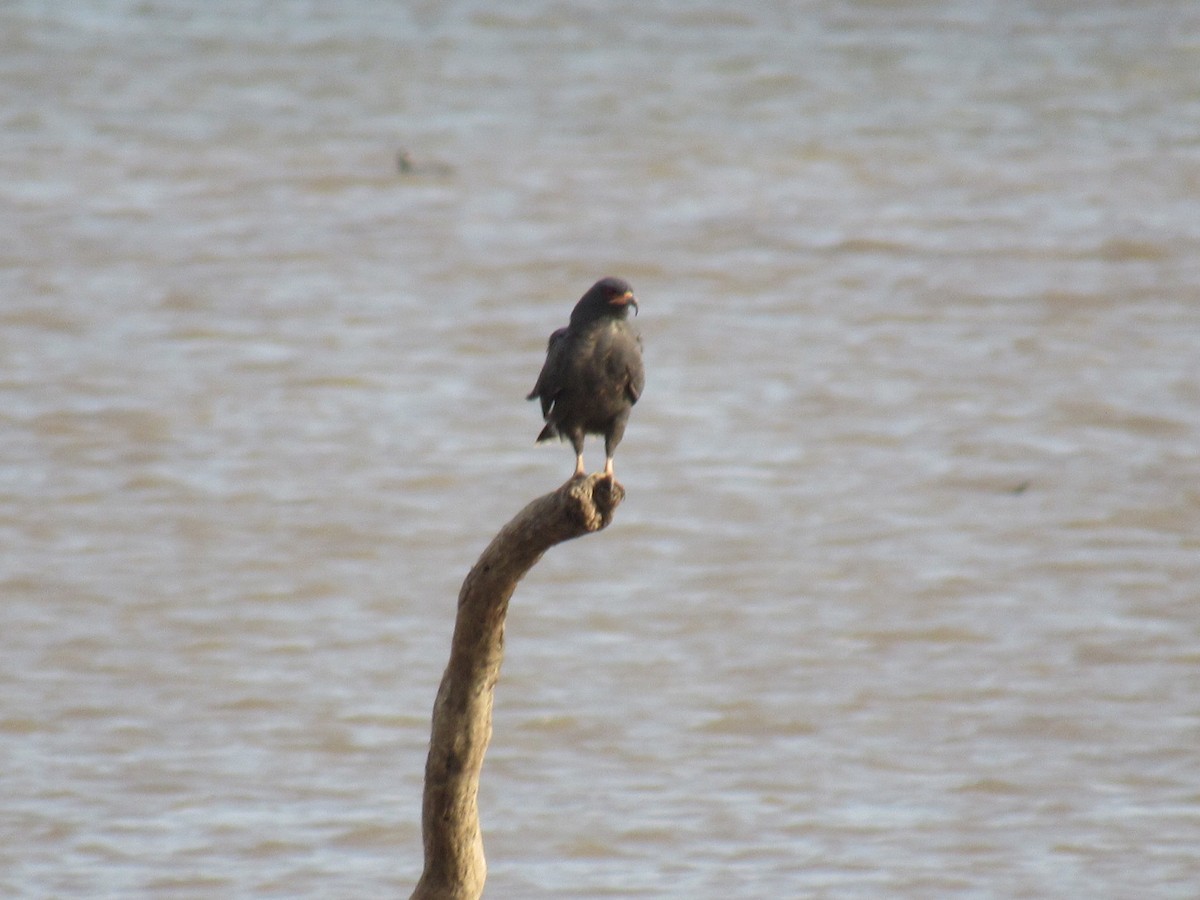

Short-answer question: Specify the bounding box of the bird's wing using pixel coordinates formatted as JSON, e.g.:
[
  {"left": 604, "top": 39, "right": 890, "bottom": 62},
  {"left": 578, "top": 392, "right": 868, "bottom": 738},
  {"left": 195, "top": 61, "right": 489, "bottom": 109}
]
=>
[
  {"left": 526, "top": 326, "right": 571, "bottom": 417},
  {"left": 626, "top": 332, "right": 645, "bottom": 404},
  {"left": 603, "top": 326, "right": 644, "bottom": 405},
  {"left": 628, "top": 333, "right": 648, "bottom": 403}
]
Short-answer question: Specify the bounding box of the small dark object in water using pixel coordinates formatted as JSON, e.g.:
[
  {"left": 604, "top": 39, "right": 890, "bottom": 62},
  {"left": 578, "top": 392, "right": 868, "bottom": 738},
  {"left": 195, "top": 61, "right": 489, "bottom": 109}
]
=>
[{"left": 396, "top": 148, "right": 454, "bottom": 177}]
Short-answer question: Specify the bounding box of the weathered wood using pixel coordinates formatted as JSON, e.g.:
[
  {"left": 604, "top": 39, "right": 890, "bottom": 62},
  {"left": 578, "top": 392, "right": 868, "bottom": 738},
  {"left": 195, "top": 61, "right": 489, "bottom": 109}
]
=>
[{"left": 410, "top": 474, "right": 625, "bottom": 900}]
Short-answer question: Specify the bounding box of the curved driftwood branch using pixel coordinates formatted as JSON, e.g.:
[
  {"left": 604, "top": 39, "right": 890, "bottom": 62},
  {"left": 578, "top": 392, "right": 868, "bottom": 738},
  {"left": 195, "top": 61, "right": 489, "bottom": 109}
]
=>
[{"left": 411, "top": 474, "right": 625, "bottom": 900}]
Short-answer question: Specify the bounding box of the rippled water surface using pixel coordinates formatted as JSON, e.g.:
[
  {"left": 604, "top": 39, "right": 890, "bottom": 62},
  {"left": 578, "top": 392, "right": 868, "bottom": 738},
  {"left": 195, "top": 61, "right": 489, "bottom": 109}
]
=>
[{"left": 3, "top": 1, "right": 1199, "bottom": 897}]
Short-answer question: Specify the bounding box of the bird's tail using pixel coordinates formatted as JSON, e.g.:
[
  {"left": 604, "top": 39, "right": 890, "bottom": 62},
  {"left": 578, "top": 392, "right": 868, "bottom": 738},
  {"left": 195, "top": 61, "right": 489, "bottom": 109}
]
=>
[{"left": 535, "top": 423, "right": 558, "bottom": 443}]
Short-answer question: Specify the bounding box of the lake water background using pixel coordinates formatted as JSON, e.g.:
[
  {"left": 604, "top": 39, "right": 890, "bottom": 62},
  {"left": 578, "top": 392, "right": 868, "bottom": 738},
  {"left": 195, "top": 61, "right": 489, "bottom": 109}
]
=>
[{"left": 2, "top": 1, "right": 1199, "bottom": 896}]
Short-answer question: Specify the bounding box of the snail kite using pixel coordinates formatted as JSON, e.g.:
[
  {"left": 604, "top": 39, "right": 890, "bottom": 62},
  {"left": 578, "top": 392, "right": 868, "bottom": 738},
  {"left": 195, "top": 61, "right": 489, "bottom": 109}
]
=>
[{"left": 527, "top": 277, "right": 645, "bottom": 479}]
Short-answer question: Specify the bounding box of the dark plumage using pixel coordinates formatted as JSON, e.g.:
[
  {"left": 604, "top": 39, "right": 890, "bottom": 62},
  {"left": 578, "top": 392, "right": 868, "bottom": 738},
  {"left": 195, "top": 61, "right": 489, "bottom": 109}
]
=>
[{"left": 527, "top": 277, "right": 645, "bottom": 479}]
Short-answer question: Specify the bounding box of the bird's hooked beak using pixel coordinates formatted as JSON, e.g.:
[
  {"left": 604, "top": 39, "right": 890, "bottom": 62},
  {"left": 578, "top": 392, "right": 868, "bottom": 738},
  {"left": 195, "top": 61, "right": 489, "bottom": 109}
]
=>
[{"left": 610, "top": 290, "right": 638, "bottom": 315}]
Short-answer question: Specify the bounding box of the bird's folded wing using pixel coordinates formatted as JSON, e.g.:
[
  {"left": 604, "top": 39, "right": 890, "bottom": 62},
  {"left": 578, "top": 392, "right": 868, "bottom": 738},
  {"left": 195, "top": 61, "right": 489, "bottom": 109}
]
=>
[{"left": 527, "top": 327, "right": 571, "bottom": 417}]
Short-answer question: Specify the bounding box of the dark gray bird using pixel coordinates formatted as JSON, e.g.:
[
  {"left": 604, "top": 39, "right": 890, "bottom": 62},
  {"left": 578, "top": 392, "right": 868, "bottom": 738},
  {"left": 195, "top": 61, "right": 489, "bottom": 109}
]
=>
[{"left": 527, "top": 277, "right": 645, "bottom": 479}]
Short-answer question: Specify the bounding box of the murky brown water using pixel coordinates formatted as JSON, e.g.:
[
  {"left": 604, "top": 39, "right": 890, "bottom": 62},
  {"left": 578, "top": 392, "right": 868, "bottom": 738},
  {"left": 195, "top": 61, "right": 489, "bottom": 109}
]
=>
[{"left": 3, "top": 1, "right": 1199, "bottom": 896}]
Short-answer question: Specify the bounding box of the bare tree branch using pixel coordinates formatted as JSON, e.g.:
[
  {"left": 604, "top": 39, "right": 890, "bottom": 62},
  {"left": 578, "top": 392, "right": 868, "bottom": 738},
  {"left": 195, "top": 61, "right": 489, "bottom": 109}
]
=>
[{"left": 411, "top": 474, "right": 626, "bottom": 900}]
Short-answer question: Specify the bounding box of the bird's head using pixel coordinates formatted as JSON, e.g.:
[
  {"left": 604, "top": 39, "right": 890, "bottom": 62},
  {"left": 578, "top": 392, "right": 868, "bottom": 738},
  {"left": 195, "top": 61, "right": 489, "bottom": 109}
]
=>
[{"left": 571, "top": 277, "right": 638, "bottom": 326}]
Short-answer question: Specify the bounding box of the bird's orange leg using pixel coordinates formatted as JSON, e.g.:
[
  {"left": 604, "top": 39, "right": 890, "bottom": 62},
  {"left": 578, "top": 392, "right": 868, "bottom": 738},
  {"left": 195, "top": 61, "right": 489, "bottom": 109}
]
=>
[
  {"left": 573, "top": 453, "right": 586, "bottom": 479},
  {"left": 602, "top": 456, "right": 614, "bottom": 478}
]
